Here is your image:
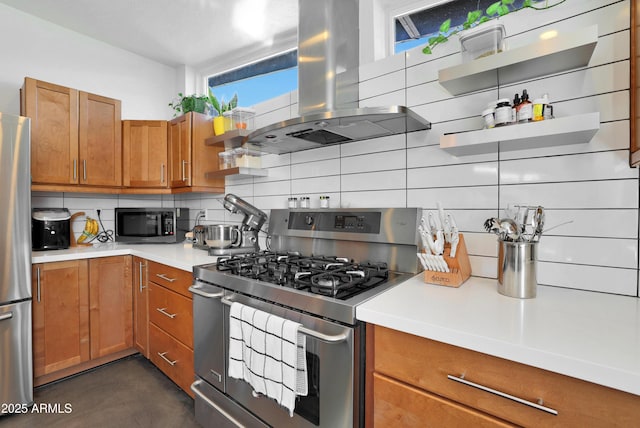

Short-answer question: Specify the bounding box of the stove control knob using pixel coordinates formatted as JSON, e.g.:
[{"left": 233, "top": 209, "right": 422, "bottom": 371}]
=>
[{"left": 304, "top": 215, "right": 314, "bottom": 226}]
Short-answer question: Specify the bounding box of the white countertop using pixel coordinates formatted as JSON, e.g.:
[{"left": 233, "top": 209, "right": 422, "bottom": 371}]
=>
[
  {"left": 31, "top": 242, "right": 217, "bottom": 272},
  {"left": 356, "top": 275, "right": 640, "bottom": 396}
]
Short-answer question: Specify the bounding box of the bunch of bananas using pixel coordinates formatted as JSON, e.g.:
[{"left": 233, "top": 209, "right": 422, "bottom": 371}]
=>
[{"left": 77, "top": 217, "right": 99, "bottom": 244}]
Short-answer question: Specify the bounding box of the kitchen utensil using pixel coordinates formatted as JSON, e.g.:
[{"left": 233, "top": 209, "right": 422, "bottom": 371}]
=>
[
  {"left": 205, "top": 224, "right": 241, "bottom": 249},
  {"left": 484, "top": 217, "right": 520, "bottom": 241},
  {"left": 531, "top": 206, "right": 545, "bottom": 242},
  {"left": 447, "top": 213, "right": 460, "bottom": 257}
]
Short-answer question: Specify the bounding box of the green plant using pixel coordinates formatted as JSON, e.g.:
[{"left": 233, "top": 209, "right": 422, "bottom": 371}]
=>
[
  {"left": 207, "top": 88, "right": 238, "bottom": 117},
  {"left": 422, "top": 0, "right": 566, "bottom": 55},
  {"left": 168, "top": 93, "right": 209, "bottom": 117}
]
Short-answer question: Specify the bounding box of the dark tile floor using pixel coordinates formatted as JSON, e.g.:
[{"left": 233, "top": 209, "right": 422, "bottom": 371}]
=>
[{"left": 0, "top": 355, "right": 201, "bottom": 428}]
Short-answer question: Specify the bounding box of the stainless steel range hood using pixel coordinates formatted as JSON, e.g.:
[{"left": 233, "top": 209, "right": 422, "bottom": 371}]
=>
[{"left": 244, "top": 0, "right": 430, "bottom": 155}]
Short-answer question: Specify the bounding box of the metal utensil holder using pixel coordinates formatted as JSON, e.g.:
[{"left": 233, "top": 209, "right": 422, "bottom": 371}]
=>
[{"left": 497, "top": 239, "right": 538, "bottom": 299}]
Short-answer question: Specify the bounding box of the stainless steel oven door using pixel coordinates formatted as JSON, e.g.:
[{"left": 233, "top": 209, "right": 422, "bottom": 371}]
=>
[
  {"left": 190, "top": 281, "right": 226, "bottom": 391},
  {"left": 222, "top": 292, "right": 360, "bottom": 428}
]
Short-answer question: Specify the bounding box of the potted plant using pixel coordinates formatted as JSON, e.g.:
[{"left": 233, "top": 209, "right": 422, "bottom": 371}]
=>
[
  {"left": 422, "top": 0, "right": 567, "bottom": 57},
  {"left": 208, "top": 89, "right": 238, "bottom": 135},
  {"left": 168, "top": 93, "right": 209, "bottom": 117}
]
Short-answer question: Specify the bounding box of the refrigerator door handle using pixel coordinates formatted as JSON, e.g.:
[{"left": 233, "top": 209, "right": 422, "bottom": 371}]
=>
[{"left": 0, "top": 312, "right": 13, "bottom": 322}]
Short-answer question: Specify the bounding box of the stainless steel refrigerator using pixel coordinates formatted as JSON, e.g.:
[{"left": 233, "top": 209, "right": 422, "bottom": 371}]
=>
[{"left": 0, "top": 112, "right": 33, "bottom": 410}]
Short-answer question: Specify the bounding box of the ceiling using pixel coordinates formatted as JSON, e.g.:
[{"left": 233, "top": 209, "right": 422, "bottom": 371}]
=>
[
  {"left": 0, "top": 0, "right": 299, "bottom": 70},
  {"left": 0, "top": 0, "right": 434, "bottom": 72}
]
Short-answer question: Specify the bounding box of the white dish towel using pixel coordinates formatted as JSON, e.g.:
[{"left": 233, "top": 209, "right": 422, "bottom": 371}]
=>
[{"left": 228, "top": 301, "right": 308, "bottom": 417}]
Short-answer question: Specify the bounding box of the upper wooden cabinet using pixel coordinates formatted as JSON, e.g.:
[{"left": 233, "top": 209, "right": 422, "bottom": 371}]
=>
[
  {"left": 79, "top": 92, "right": 122, "bottom": 186},
  {"left": 122, "top": 120, "right": 168, "bottom": 188},
  {"left": 168, "top": 112, "right": 224, "bottom": 193},
  {"left": 21, "top": 77, "right": 122, "bottom": 191}
]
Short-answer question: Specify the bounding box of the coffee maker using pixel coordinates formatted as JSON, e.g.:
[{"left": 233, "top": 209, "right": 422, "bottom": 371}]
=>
[{"left": 208, "top": 194, "right": 268, "bottom": 256}]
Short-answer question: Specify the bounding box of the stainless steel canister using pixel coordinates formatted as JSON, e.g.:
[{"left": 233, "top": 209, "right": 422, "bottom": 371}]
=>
[{"left": 498, "top": 240, "right": 538, "bottom": 298}]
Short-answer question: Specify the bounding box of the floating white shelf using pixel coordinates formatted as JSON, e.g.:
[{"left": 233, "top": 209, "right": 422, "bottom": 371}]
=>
[
  {"left": 440, "top": 112, "right": 600, "bottom": 156},
  {"left": 205, "top": 167, "right": 268, "bottom": 179},
  {"left": 438, "top": 25, "right": 598, "bottom": 95}
]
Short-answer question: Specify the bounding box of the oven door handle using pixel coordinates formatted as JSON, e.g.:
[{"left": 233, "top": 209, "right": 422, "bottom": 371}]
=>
[
  {"left": 191, "top": 380, "right": 244, "bottom": 428},
  {"left": 189, "top": 284, "right": 225, "bottom": 299},
  {"left": 221, "top": 296, "right": 349, "bottom": 344}
]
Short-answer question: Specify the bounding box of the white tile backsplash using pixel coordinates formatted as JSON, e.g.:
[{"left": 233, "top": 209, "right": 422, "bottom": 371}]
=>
[{"left": 33, "top": 0, "right": 639, "bottom": 297}]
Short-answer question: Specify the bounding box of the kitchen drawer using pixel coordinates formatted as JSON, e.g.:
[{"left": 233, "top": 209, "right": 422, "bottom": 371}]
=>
[
  {"left": 148, "top": 261, "right": 193, "bottom": 298},
  {"left": 149, "top": 322, "right": 194, "bottom": 398},
  {"left": 373, "top": 372, "right": 514, "bottom": 428},
  {"left": 373, "top": 325, "right": 640, "bottom": 427},
  {"left": 148, "top": 282, "right": 193, "bottom": 348}
]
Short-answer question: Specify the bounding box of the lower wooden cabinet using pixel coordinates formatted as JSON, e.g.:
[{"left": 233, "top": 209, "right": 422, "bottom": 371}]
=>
[
  {"left": 32, "top": 256, "right": 135, "bottom": 385},
  {"left": 146, "top": 260, "right": 195, "bottom": 398},
  {"left": 373, "top": 372, "right": 513, "bottom": 427},
  {"left": 367, "top": 325, "right": 640, "bottom": 428},
  {"left": 32, "top": 260, "right": 90, "bottom": 379},
  {"left": 89, "top": 256, "right": 133, "bottom": 358},
  {"left": 149, "top": 322, "right": 194, "bottom": 396}
]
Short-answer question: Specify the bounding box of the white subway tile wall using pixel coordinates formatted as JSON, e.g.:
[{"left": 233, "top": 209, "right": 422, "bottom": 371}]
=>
[{"left": 33, "top": 0, "right": 638, "bottom": 298}]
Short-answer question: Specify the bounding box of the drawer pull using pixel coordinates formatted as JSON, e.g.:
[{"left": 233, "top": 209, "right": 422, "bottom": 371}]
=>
[
  {"left": 157, "top": 351, "right": 177, "bottom": 366},
  {"left": 0, "top": 312, "right": 13, "bottom": 322},
  {"left": 156, "top": 307, "right": 177, "bottom": 319},
  {"left": 447, "top": 374, "right": 558, "bottom": 416},
  {"left": 155, "top": 273, "right": 176, "bottom": 282}
]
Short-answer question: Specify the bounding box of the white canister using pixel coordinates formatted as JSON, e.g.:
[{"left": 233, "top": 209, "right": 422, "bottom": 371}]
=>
[
  {"left": 482, "top": 108, "right": 495, "bottom": 129},
  {"left": 494, "top": 99, "right": 511, "bottom": 126}
]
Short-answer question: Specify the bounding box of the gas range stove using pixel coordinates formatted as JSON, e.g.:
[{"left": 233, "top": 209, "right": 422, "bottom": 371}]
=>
[
  {"left": 216, "top": 251, "right": 390, "bottom": 300},
  {"left": 193, "top": 208, "right": 422, "bottom": 325}
]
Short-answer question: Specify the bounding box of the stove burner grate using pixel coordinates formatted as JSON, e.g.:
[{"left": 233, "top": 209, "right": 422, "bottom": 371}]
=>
[{"left": 216, "top": 251, "right": 389, "bottom": 300}]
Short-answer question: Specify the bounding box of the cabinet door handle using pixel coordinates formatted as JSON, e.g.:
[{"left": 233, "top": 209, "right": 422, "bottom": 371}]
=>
[
  {"left": 73, "top": 159, "right": 77, "bottom": 181},
  {"left": 155, "top": 273, "right": 176, "bottom": 282},
  {"left": 447, "top": 374, "right": 558, "bottom": 416},
  {"left": 0, "top": 312, "right": 13, "bottom": 322},
  {"left": 36, "top": 267, "right": 41, "bottom": 303},
  {"left": 156, "top": 307, "right": 177, "bottom": 319},
  {"left": 160, "top": 164, "right": 165, "bottom": 184},
  {"left": 157, "top": 351, "right": 177, "bottom": 366},
  {"left": 138, "top": 262, "right": 146, "bottom": 292},
  {"left": 83, "top": 159, "right": 87, "bottom": 181},
  {"left": 181, "top": 160, "right": 188, "bottom": 181}
]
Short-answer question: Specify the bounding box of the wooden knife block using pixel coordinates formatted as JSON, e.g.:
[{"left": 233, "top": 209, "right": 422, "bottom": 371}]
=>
[{"left": 423, "top": 233, "right": 471, "bottom": 288}]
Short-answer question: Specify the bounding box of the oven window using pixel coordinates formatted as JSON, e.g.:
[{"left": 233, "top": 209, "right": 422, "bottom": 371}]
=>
[
  {"left": 295, "top": 352, "right": 320, "bottom": 425},
  {"left": 118, "top": 213, "right": 160, "bottom": 237}
]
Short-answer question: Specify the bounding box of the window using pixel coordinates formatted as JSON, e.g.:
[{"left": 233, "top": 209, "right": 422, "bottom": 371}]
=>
[
  {"left": 207, "top": 50, "right": 298, "bottom": 108},
  {"left": 394, "top": 0, "right": 528, "bottom": 54}
]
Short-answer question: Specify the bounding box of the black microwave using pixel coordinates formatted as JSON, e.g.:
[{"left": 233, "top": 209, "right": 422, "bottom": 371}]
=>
[{"left": 114, "top": 208, "right": 189, "bottom": 244}]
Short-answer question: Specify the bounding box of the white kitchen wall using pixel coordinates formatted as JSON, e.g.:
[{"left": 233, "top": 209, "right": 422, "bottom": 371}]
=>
[
  {"left": 187, "top": 0, "right": 639, "bottom": 297},
  {"left": 0, "top": 3, "right": 176, "bottom": 119},
  {"left": 0, "top": 3, "right": 181, "bottom": 242}
]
